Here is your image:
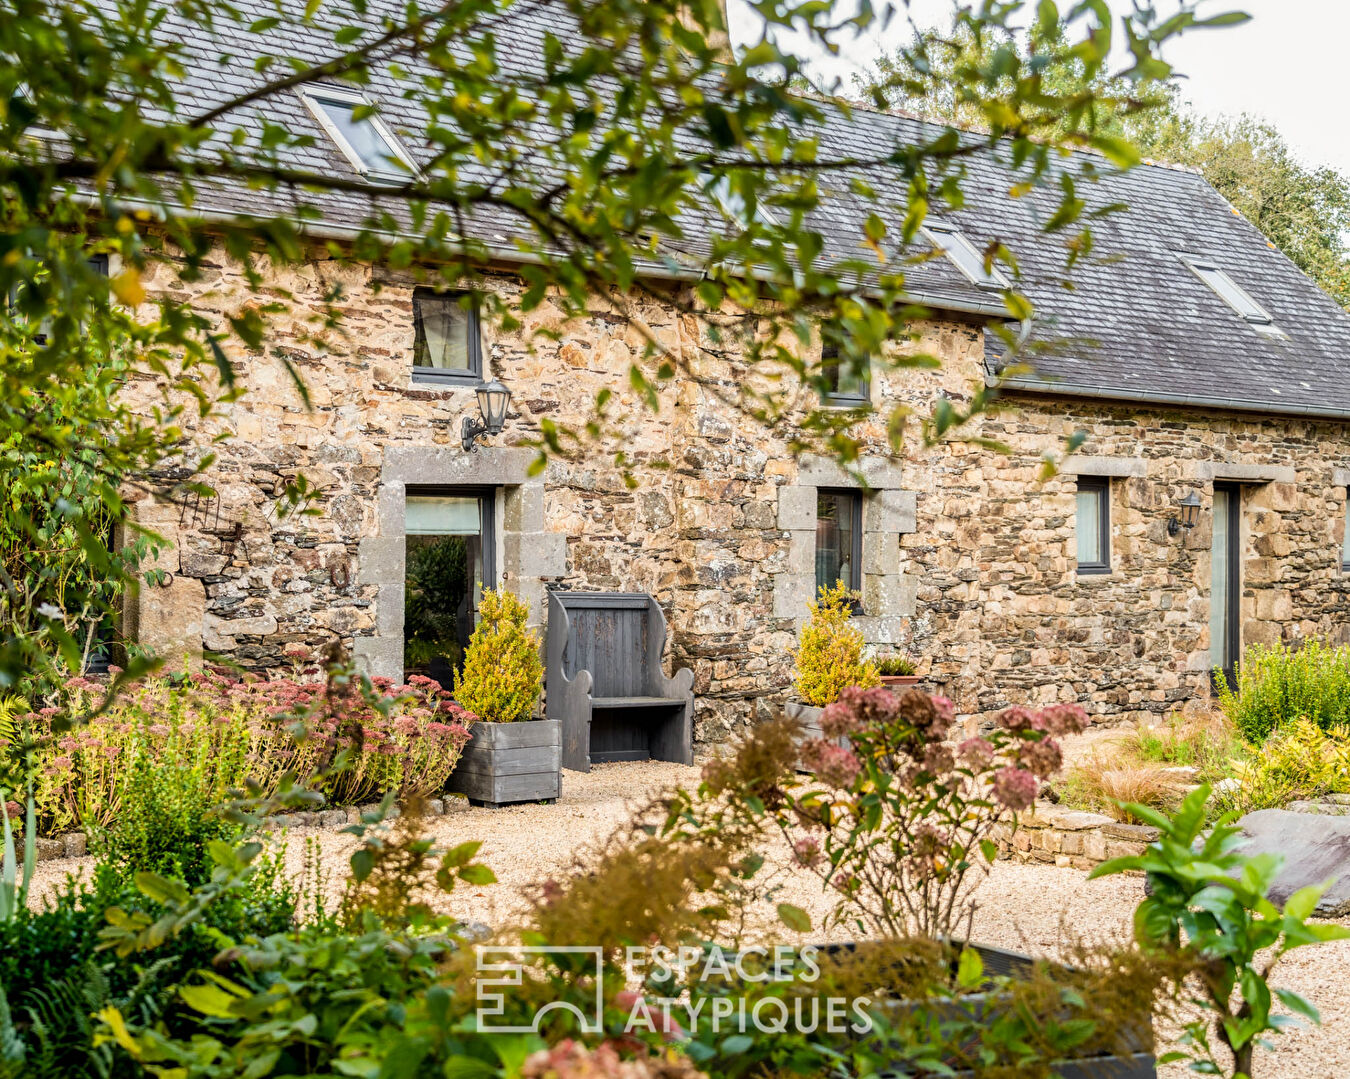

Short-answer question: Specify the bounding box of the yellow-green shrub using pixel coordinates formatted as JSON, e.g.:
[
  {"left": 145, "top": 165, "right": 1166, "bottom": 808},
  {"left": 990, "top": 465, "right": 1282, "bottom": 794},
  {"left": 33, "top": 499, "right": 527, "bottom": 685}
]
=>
[
  {"left": 1217, "top": 717, "right": 1350, "bottom": 815},
  {"left": 453, "top": 587, "right": 543, "bottom": 722},
  {"left": 791, "top": 582, "right": 879, "bottom": 707}
]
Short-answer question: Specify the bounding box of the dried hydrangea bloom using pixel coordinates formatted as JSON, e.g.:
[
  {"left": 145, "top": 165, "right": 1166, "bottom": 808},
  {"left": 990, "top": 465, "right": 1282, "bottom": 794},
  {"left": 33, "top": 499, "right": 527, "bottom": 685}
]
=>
[
  {"left": 1016, "top": 738, "right": 1064, "bottom": 779},
  {"left": 991, "top": 766, "right": 1039, "bottom": 811},
  {"left": 958, "top": 736, "right": 996, "bottom": 768},
  {"left": 799, "top": 739, "right": 861, "bottom": 788}
]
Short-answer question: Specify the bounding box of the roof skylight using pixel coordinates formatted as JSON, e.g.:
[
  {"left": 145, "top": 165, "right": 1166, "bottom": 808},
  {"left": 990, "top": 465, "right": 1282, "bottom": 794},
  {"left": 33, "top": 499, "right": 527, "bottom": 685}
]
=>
[
  {"left": 921, "top": 222, "right": 1009, "bottom": 289},
  {"left": 702, "top": 173, "right": 775, "bottom": 231},
  {"left": 1180, "top": 254, "right": 1282, "bottom": 335},
  {"left": 301, "top": 86, "right": 416, "bottom": 183}
]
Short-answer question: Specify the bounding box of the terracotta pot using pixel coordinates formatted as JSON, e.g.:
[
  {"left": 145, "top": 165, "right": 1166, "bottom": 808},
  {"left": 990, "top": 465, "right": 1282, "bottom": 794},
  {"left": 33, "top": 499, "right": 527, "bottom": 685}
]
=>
[{"left": 879, "top": 674, "right": 921, "bottom": 688}]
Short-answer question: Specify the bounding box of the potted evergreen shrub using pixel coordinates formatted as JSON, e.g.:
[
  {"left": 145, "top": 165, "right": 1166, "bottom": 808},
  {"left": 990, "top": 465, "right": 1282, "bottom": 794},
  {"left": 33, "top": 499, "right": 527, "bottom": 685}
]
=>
[
  {"left": 445, "top": 587, "right": 559, "bottom": 808},
  {"left": 875, "top": 653, "right": 920, "bottom": 688},
  {"left": 787, "top": 583, "right": 879, "bottom": 748}
]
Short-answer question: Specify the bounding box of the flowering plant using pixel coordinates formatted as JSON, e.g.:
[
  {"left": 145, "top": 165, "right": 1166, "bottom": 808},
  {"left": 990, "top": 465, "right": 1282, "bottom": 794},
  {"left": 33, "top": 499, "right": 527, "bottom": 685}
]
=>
[
  {"left": 785, "top": 688, "right": 1088, "bottom": 940},
  {"left": 23, "top": 665, "right": 473, "bottom": 836}
]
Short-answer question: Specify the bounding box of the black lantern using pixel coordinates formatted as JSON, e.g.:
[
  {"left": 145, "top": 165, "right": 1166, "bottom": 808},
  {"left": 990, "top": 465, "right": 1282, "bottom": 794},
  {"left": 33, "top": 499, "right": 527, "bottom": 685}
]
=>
[
  {"left": 461, "top": 380, "right": 512, "bottom": 452},
  {"left": 1168, "top": 490, "right": 1203, "bottom": 537}
]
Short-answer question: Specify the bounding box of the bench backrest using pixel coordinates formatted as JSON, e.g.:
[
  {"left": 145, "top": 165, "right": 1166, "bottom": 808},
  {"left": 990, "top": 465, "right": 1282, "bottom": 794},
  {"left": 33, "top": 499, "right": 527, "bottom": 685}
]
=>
[{"left": 551, "top": 592, "right": 657, "bottom": 698}]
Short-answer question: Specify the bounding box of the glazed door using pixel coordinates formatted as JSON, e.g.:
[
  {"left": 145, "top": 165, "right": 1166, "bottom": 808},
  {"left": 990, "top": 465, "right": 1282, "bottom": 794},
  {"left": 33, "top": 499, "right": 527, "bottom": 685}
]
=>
[{"left": 1210, "top": 484, "right": 1241, "bottom": 690}]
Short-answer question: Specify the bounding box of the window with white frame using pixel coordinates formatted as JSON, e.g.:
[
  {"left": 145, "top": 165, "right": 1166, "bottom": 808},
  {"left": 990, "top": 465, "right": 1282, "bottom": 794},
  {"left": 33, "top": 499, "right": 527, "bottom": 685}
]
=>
[
  {"left": 301, "top": 86, "right": 416, "bottom": 182},
  {"left": 1179, "top": 254, "right": 1284, "bottom": 337},
  {"left": 921, "top": 222, "right": 1009, "bottom": 289}
]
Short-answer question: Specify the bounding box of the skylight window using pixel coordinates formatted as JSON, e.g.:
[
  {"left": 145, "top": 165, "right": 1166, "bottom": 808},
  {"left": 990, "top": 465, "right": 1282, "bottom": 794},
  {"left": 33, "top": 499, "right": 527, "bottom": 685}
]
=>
[
  {"left": 1180, "top": 254, "right": 1282, "bottom": 335},
  {"left": 301, "top": 86, "right": 416, "bottom": 183},
  {"left": 702, "top": 173, "right": 775, "bottom": 231},
  {"left": 921, "top": 222, "right": 1009, "bottom": 289}
]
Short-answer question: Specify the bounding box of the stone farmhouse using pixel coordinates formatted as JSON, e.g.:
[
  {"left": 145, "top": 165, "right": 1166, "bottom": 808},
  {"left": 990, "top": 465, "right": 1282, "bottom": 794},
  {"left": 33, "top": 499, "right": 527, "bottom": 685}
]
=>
[{"left": 116, "top": 2, "right": 1350, "bottom": 753}]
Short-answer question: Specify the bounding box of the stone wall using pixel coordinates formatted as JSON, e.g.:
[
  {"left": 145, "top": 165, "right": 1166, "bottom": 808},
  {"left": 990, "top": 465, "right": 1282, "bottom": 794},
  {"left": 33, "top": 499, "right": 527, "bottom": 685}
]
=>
[
  {"left": 993, "top": 805, "right": 1158, "bottom": 870},
  {"left": 120, "top": 243, "right": 1350, "bottom": 753}
]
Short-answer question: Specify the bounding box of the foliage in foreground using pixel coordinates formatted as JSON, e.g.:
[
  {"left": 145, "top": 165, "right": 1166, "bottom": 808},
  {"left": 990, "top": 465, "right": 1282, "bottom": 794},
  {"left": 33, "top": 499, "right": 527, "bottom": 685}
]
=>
[
  {"left": 0, "top": 703, "right": 1340, "bottom": 1079},
  {"left": 1093, "top": 785, "right": 1350, "bottom": 1079},
  {"left": 1218, "top": 639, "right": 1350, "bottom": 743},
  {"left": 784, "top": 689, "right": 1088, "bottom": 938}
]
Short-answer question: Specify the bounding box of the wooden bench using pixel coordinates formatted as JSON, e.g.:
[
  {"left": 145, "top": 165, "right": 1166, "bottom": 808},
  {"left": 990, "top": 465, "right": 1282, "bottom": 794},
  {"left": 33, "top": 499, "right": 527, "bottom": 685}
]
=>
[{"left": 546, "top": 591, "right": 694, "bottom": 771}]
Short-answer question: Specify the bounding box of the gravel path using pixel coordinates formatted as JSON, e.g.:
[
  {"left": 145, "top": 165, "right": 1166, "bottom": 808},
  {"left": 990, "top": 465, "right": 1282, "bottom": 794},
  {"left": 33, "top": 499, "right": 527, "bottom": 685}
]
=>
[{"left": 28, "top": 761, "right": 1350, "bottom": 1077}]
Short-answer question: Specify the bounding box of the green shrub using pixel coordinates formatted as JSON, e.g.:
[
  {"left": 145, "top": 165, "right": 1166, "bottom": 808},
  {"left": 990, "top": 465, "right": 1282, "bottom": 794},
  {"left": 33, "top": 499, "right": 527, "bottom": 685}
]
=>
[
  {"left": 453, "top": 587, "right": 543, "bottom": 722},
  {"left": 1218, "top": 639, "right": 1350, "bottom": 743},
  {"left": 791, "top": 583, "right": 879, "bottom": 706},
  {"left": 0, "top": 857, "right": 294, "bottom": 1077},
  {"left": 875, "top": 654, "right": 916, "bottom": 676},
  {"left": 92, "top": 738, "right": 243, "bottom": 887}
]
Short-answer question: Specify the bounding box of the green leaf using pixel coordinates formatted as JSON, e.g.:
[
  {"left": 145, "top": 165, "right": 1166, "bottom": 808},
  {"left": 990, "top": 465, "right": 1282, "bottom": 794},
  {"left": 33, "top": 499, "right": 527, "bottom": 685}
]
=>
[
  {"left": 178, "top": 982, "right": 243, "bottom": 1018},
  {"left": 720, "top": 1034, "right": 754, "bottom": 1055},
  {"left": 457, "top": 863, "right": 497, "bottom": 886},
  {"left": 956, "top": 947, "right": 984, "bottom": 989},
  {"left": 442, "top": 840, "right": 483, "bottom": 867},
  {"left": 1274, "top": 988, "right": 1321, "bottom": 1025},
  {"left": 1282, "top": 881, "right": 1328, "bottom": 922},
  {"left": 776, "top": 902, "right": 811, "bottom": 933},
  {"left": 1090, "top": 135, "right": 1141, "bottom": 169}
]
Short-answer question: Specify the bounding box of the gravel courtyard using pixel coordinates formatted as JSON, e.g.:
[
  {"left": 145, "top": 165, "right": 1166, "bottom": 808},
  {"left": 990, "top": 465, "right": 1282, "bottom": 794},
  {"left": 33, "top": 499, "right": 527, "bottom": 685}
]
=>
[{"left": 30, "top": 761, "right": 1350, "bottom": 1077}]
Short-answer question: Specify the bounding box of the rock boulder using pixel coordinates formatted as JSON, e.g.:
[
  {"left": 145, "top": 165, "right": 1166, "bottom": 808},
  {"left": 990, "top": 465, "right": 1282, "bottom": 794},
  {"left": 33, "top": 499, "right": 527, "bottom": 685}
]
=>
[{"left": 1235, "top": 809, "right": 1350, "bottom": 917}]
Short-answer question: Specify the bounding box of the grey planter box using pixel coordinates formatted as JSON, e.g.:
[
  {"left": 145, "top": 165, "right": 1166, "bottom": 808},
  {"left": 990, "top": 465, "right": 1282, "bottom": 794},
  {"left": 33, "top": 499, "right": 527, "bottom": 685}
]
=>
[
  {"left": 786, "top": 700, "right": 849, "bottom": 771},
  {"left": 446, "top": 719, "right": 562, "bottom": 808}
]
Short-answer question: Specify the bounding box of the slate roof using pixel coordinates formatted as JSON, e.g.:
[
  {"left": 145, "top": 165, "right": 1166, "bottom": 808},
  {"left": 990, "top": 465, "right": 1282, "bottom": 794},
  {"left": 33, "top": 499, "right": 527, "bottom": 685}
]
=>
[{"left": 102, "top": 0, "right": 1350, "bottom": 418}]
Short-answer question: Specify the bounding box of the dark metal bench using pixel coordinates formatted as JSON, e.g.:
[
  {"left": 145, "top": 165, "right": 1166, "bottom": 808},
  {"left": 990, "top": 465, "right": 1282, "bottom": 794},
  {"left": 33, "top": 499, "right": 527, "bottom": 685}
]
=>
[{"left": 546, "top": 591, "right": 694, "bottom": 771}]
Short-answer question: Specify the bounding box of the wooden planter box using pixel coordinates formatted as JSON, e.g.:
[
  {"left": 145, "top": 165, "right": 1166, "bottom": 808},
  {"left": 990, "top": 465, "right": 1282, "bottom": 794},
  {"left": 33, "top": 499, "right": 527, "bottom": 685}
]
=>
[
  {"left": 808, "top": 942, "right": 1156, "bottom": 1078},
  {"left": 446, "top": 719, "right": 562, "bottom": 809}
]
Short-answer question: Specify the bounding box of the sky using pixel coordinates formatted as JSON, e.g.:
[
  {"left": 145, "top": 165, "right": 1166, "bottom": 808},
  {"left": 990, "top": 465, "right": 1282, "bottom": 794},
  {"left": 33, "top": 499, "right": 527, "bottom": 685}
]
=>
[{"left": 726, "top": 0, "right": 1350, "bottom": 176}]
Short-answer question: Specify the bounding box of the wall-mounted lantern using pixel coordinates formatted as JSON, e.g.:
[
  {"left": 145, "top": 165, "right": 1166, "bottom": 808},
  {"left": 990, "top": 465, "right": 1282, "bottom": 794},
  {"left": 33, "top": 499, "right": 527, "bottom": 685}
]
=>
[
  {"left": 1168, "top": 490, "right": 1203, "bottom": 537},
  {"left": 461, "top": 379, "right": 512, "bottom": 452}
]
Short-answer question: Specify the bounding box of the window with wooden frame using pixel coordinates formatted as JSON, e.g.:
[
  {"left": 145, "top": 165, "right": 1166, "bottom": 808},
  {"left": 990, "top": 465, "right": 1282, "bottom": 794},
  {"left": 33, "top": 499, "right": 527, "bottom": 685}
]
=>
[
  {"left": 1075, "top": 477, "right": 1110, "bottom": 575},
  {"left": 411, "top": 289, "right": 483, "bottom": 386},
  {"left": 815, "top": 488, "right": 863, "bottom": 603}
]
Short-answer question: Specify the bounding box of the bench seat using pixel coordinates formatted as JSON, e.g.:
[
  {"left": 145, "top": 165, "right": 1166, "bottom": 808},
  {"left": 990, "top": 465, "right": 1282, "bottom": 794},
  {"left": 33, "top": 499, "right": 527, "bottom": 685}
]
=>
[{"left": 546, "top": 591, "right": 695, "bottom": 771}]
